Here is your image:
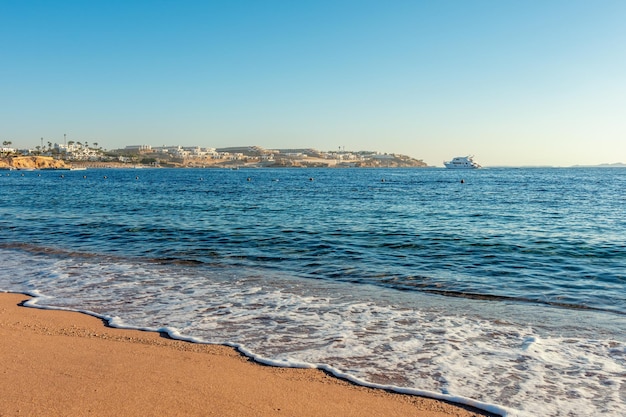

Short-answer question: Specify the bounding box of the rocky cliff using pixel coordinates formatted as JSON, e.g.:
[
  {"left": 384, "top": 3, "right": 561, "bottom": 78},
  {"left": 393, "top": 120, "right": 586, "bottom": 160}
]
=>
[{"left": 0, "top": 156, "right": 70, "bottom": 170}]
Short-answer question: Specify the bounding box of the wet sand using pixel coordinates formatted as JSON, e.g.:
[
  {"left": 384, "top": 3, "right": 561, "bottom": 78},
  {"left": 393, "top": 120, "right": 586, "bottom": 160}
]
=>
[{"left": 0, "top": 293, "right": 497, "bottom": 416}]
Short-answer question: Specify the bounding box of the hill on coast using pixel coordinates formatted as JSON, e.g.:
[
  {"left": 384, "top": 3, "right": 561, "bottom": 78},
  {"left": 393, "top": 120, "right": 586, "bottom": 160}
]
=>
[
  {"left": 2, "top": 147, "right": 429, "bottom": 169},
  {"left": 0, "top": 156, "right": 70, "bottom": 170},
  {"left": 124, "top": 146, "right": 429, "bottom": 168}
]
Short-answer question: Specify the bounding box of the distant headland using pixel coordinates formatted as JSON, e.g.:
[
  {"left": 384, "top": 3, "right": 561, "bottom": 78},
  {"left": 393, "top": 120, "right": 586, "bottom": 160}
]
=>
[
  {"left": 0, "top": 144, "right": 429, "bottom": 169},
  {"left": 0, "top": 156, "right": 70, "bottom": 170}
]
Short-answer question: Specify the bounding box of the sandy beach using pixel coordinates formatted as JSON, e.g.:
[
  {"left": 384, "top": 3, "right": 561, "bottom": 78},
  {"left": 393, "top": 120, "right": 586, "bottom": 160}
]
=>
[{"left": 0, "top": 293, "right": 496, "bottom": 417}]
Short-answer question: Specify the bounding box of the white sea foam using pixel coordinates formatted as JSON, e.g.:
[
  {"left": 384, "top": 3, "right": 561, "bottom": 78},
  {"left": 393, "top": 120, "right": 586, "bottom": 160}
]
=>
[{"left": 1, "top": 248, "right": 625, "bottom": 417}]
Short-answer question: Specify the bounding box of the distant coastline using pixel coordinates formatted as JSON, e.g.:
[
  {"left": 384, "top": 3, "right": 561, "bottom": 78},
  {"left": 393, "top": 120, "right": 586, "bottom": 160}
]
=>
[
  {"left": 571, "top": 162, "right": 626, "bottom": 168},
  {"left": 2, "top": 149, "right": 624, "bottom": 170},
  {"left": 1, "top": 145, "right": 429, "bottom": 169}
]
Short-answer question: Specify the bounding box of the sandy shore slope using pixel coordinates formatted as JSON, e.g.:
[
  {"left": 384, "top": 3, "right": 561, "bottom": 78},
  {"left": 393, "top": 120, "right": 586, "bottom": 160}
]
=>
[{"left": 0, "top": 293, "right": 497, "bottom": 417}]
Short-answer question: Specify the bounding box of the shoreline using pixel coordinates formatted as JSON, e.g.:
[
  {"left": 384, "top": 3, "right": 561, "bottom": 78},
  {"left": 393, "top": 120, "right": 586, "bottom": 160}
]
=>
[
  {"left": 0, "top": 155, "right": 430, "bottom": 170},
  {"left": 0, "top": 292, "right": 499, "bottom": 417}
]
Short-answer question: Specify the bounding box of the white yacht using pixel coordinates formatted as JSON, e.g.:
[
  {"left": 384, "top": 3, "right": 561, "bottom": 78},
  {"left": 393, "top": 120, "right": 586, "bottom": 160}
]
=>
[{"left": 444, "top": 156, "right": 481, "bottom": 169}]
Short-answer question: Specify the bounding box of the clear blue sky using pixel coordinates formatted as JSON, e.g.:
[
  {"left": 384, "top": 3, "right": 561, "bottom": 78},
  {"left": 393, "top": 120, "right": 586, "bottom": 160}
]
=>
[{"left": 2, "top": 0, "right": 625, "bottom": 166}]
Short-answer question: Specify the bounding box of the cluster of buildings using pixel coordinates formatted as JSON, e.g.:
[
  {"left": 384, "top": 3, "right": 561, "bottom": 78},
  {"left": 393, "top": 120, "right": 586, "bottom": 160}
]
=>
[
  {"left": 4, "top": 142, "right": 102, "bottom": 161},
  {"left": 54, "top": 142, "right": 102, "bottom": 160},
  {"left": 121, "top": 145, "right": 270, "bottom": 162},
  {"left": 121, "top": 145, "right": 402, "bottom": 163},
  {"left": 3, "top": 141, "right": 426, "bottom": 167}
]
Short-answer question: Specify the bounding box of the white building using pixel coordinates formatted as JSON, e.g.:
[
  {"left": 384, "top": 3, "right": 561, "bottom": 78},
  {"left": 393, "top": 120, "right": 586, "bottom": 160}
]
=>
[
  {"left": 1, "top": 147, "right": 16, "bottom": 154},
  {"left": 125, "top": 145, "right": 152, "bottom": 152},
  {"left": 55, "top": 143, "right": 101, "bottom": 160}
]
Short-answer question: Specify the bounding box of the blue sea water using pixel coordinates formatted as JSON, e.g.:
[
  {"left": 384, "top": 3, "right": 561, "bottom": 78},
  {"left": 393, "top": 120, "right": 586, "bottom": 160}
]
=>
[{"left": 1, "top": 167, "right": 625, "bottom": 416}]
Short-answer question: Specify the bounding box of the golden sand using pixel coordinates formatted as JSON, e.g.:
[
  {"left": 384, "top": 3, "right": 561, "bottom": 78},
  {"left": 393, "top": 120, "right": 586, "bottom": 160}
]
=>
[{"left": 0, "top": 293, "right": 495, "bottom": 417}]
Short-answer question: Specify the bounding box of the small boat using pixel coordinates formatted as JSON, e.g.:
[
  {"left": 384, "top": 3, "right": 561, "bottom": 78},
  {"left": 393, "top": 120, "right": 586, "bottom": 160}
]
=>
[{"left": 444, "top": 156, "right": 481, "bottom": 169}]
